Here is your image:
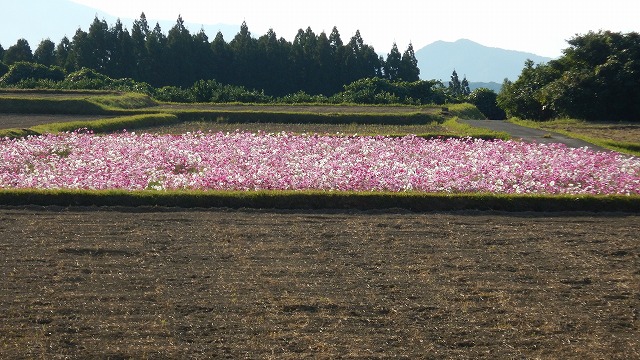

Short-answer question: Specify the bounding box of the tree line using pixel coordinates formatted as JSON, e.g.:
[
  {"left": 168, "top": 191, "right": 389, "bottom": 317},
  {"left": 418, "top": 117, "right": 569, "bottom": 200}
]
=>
[
  {"left": 0, "top": 14, "right": 421, "bottom": 96},
  {"left": 497, "top": 30, "right": 640, "bottom": 122}
]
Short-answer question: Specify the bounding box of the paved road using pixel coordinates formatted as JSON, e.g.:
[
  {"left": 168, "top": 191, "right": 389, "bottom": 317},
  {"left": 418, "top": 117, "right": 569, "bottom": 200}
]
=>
[{"left": 460, "top": 119, "right": 609, "bottom": 151}]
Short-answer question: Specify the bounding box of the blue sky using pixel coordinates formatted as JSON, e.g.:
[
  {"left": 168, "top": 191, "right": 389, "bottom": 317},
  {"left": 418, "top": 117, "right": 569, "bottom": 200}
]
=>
[{"left": 2, "top": 0, "right": 638, "bottom": 58}]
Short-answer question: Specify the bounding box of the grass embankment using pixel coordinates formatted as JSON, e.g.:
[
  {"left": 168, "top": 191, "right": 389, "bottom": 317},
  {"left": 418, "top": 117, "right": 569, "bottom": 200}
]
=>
[
  {"left": 509, "top": 118, "right": 640, "bottom": 156},
  {"left": 0, "top": 91, "right": 157, "bottom": 114},
  {"left": 0, "top": 189, "right": 638, "bottom": 212},
  {"left": 1, "top": 90, "right": 501, "bottom": 139}
]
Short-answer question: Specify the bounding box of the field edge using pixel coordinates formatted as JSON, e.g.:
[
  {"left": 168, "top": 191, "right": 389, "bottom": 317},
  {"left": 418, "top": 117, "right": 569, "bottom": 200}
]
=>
[{"left": 0, "top": 189, "right": 638, "bottom": 212}]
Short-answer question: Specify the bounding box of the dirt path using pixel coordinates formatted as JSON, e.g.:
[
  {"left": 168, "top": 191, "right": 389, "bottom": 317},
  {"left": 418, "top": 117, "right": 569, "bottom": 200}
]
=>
[
  {"left": 460, "top": 119, "right": 609, "bottom": 151},
  {"left": 1, "top": 206, "right": 638, "bottom": 359}
]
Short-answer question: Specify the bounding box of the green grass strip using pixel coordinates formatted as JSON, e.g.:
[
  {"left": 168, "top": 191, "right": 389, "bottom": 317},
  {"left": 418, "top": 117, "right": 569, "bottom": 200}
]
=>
[
  {"left": 446, "top": 103, "right": 487, "bottom": 119},
  {"left": 0, "top": 93, "right": 157, "bottom": 115},
  {"left": 31, "top": 113, "right": 179, "bottom": 134},
  {"left": 443, "top": 117, "right": 510, "bottom": 140},
  {"left": 0, "top": 189, "right": 637, "bottom": 212}
]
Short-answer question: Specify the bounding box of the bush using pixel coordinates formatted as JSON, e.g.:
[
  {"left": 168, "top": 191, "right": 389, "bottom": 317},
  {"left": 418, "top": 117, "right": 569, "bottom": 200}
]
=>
[
  {"left": 468, "top": 88, "right": 506, "bottom": 119},
  {"left": 0, "top": 61, "right": 8, "bottom": 77},
  {"left": 0, "top": 61, "right": 65, "bottom": 85}
]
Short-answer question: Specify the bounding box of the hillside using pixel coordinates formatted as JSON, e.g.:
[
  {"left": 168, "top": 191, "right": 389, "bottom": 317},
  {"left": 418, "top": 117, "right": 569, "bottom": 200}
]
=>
[{"left": 416, "top": 39, "right": 552, "bottom": 83}]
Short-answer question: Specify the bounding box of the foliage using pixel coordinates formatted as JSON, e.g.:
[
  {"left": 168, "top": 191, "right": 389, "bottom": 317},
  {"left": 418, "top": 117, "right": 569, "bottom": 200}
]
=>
[
  {"left": 2, "top": 14, "right": 420, "bottom": 97},
  {"left": 0, "top": 61, "right": 8, "bottom": 77},
  {"left": 2, "top": 39, "right": 33, "bottom": 65},
  {"left": 337, "top": 77, "right": 446, "bottom": 105},
  {"left": 499, "top": 31, "right": 640, "bottom": 122},
  {"left": 468, "top": 88, "right": 506, "bottom": 119},
  {"left": 0, "top": 188, "right": 637, "bottom": 212},
  {"left": 0, "top": 61, "right": 65, "bottom": 85}
]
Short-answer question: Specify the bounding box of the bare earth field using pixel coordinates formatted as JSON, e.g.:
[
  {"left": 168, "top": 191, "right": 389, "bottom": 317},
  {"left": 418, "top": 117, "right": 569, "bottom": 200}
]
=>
[{"left": 1, "top": 206, "right": 638, "bottom": 359}]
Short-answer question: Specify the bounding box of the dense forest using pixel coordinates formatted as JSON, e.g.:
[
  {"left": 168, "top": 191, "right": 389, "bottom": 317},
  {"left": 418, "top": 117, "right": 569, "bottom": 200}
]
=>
[
  {"left": 498, "top": 30, "right": 640, "bottom": 122},
  {"left": 0, "top": 14, "right": 421, "bottom": 96}
]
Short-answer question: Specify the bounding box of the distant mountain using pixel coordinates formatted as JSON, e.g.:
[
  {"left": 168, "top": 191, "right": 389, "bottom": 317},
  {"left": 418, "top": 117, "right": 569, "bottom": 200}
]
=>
[
  {"left": 416, "top": 39, "right": 552, "bottom": 84},
  {"left": 468, "top": 81, "right": 502, "bottom": 93},
  {"left": 1, "top": 0, "right": 238, "bottom": 50}
]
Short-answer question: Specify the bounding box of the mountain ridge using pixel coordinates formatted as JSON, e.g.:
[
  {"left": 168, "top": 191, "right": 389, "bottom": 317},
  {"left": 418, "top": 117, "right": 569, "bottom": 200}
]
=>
[{"left": 416, "top": 38, "right": 553, "bottom": 84}]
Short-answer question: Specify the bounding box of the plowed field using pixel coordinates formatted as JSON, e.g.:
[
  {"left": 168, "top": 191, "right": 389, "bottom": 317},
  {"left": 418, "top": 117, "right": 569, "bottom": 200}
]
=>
[{"left": 1, "top": 206, "right": 638, "bottom": 359}]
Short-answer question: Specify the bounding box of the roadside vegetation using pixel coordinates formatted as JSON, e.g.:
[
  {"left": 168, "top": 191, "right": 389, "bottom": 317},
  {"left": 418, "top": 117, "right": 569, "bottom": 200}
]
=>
[{"left": 510, "top": 118, "right": 640, "bottom": 156}]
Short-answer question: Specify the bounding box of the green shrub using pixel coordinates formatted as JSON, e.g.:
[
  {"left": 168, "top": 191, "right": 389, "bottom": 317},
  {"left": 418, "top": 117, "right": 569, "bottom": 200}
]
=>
[{"left": 0, "top": 61, "right": 65, "bottom": 85}]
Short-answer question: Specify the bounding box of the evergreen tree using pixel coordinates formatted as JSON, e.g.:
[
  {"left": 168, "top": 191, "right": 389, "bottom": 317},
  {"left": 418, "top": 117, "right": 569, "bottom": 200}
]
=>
[
  {"left": 257, "top": 28, "right": 291, "bottom": 95},
  {"left": 448, "top": 69, "right": 462, "bottom": 98},
  {"left": 33, "top": 39, "right": 56, "bottom": 66},
  {"left": 166, "top": 15, "right": 195, "bottom": 86},
  {"left": 0, "top": 44, "right": 5, "bottom": 62},
  {"left": 384, "top": 43, "right": 402, "bottom": 80},
  {"left": 109, "top": 19, "right": 136, "bottom": 78},
  {"left": 145, "top": 22, "right": 167, "bottom": 86},
  {"left": 229, "top": 21, "right": 258, "bottom": 88},
  {"left": 315, "top": 31, "right": 336, "bottom": 95},
  {"left": 398, "top": 43, "right": 420, "bottom": 81},
  {"left": 131, "top": 13, "right": 150, "bottom": 80},
  {"left": 192, "top": 28, "right": 213, "bottom": 83},
  {"left": 86, "top": 17, "right": 113, "bottom": 72},
  {"left": 210, "top": 31, "right": 233, "bottom": 85},
  {"left": 4, "top": 39, "right": 33, "bottom": 65},
  {"left": 55, "top": 37, "right": 73, "bottom": 72},
  {"left": 461, "top": 75, "right": 471, "bottom": 96},
  {"left": 328, "top": 27, "right": 345, "bottom": 92},
  {"left": 69, "top": 28, "right": 91, "bottom": 70}
]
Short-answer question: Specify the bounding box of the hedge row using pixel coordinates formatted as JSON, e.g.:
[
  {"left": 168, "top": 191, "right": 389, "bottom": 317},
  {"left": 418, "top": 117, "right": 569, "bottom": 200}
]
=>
[{"left": 0, "top": 189, "right": 638, "bottom": 212}]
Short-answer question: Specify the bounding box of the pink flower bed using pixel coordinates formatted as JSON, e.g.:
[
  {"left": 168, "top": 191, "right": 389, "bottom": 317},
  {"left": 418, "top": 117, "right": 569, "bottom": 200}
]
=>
[{"left": 1, "top": 131, "right": 638, "bottom": 195}]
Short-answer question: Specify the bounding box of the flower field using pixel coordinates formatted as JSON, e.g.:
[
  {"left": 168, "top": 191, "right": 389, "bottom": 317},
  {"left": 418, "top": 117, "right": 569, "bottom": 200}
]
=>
[{"left": 1, "top": 131, "right": 639, "bottom": 195}]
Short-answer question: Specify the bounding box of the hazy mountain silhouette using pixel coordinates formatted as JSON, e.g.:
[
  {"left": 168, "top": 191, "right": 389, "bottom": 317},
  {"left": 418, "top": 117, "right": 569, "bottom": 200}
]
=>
[{"left": 416, "top": 39, "right": 552, "bottom": 86}]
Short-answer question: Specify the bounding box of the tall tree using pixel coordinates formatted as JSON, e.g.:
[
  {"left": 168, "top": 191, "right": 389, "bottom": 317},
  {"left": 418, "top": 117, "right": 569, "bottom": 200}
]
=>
[
  {"left": 384, "top": 43, "right": 402, "bottom": 80},
  {"left": 315, "top": 31, "right": 336, "bottom": 95},
  {"left": 145, "top": 22, "right": 167, "bottom": 86},
  {"left": 166, "top": 15, "right": 195, "bottom": 86},
  {"left": 33, "top": 39, "right": 56, "bottom": 66},
  {"left": 210, "top": 31, "right": 233, "bottom": 84},
  {"left": 192, "top": 28, "right": 213, "bottom": 82},
  {"left": 69, "top": 28, "right": 91, "bottom": 70},
  {"left": 460, "top": 75, "right": 471, "bottom": 97},
  {"left": 328, "top": 26, "right": 345, "bottom": 92},
  {"left": 131, "top": 13, "right": 150, "bottom": 80},
  {"left": 108, "top": 19, "right": 136, "bottom": 78},
  {"left": 55, "top": 37, "right": 73, "bottom": 72},
  {"left": 448, "top": 69, "right": 462, "bottom": 98},
  {"left": 86, "top": 17, "right": 113, "bottom": 72},
  {"left": 398, "top": 43, "right": 420, "bottom": 81},
  {"left": 3, "top": 38, "right": 33, "bottom": 65},
  {"left": 229, "top": 21, "right": 258, "bottom": 88}
]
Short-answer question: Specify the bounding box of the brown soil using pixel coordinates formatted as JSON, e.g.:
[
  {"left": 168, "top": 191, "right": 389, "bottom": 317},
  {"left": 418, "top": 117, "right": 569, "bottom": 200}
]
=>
[{"left": 1, "top": 206, "right": 638, "bottom": 359}]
